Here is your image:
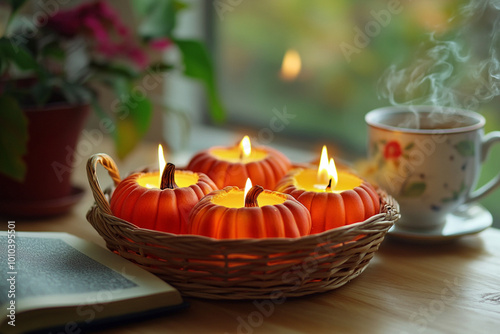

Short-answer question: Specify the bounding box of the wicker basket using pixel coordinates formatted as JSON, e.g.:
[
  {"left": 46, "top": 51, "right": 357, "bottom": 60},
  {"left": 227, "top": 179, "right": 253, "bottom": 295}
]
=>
[{"left": 86, "top": 153, "right": 400, "bottom": 300}]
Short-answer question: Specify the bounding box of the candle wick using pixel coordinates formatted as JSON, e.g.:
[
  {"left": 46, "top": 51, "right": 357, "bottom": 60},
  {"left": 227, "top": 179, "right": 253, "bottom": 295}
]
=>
[{"left": 326, "top": 178, "right": 332, "bottom": 191}]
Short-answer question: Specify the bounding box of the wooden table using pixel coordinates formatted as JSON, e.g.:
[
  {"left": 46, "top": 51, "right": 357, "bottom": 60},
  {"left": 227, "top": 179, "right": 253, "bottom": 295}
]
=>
[{"left": 4, "top": 140, "right": 500, "bottom": 333}]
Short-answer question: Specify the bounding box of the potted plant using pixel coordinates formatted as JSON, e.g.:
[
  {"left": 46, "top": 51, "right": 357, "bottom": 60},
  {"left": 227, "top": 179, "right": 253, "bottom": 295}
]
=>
[{"left": 0, "top": 0, "right": 225, "bottom": 217}]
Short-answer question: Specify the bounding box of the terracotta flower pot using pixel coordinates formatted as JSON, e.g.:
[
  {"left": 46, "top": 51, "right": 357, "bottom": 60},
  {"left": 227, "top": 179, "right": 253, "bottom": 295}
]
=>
[{"left": 0, "top": 103, "right": 89, "bottom": 218}]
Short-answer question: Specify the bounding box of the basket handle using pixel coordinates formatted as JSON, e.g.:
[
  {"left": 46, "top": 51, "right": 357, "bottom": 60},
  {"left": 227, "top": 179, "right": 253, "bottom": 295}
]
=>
[{"left": 86, "top": 153, "right": 121, "bottom": 215}]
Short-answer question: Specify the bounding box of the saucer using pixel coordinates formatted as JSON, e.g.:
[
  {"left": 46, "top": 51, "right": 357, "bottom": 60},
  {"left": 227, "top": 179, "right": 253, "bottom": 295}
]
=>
[
  {"left": 388, "top": 203, "right": 493, "bottom": 243},
  {"left": 0, "top": 186, "right": 84, "bottom": 218}
]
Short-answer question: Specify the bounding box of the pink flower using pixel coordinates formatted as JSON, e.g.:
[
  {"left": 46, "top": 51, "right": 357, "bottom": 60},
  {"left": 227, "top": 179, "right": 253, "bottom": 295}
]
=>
[
  {"left": 149, "top": 38, "right": 172, "bottom": 51},
  {"left": 124, "top": 47, "right": 149, "bottom": 69},
  {"left": 82, "top": 16, "right": 109, "bottom": 49},
  {"left": 45, "top": 3, "right": 85, "bottom": 37},
  {"left": 47, "top": 0, "right": 149, "bottom": 69}
]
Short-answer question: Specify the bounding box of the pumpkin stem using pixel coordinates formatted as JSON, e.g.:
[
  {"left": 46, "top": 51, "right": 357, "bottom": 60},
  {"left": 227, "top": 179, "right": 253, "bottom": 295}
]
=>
[
  {"left": 245, "top": 185, "right": 264, "bottom": 207},
  {"left": 160, "top": 163, "right": 178, "bottom": 190},
  {"left": 326, "top": 178, "right": 332, "bottom": 191}
]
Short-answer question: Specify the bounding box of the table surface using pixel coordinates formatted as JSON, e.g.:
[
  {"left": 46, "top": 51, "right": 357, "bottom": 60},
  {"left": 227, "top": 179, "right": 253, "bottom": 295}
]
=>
[{"left": 3, "top": 139, "right": 500, "bottom": 334}]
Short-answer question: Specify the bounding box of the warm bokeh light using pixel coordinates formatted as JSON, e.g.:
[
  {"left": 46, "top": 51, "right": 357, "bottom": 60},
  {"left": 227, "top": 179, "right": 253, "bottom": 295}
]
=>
[
  {"left": 244, "top": 178, "right": 253, "bottom": 203},
  {"left": 280, "top": 49, "right": 301, "bottom": 81},
  {"left": 239, "top": 135, "right": 252, "bottom": 159}
]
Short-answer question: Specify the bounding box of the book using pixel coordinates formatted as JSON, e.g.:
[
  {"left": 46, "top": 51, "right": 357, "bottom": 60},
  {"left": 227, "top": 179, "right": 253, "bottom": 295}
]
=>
[{"left": 0, "top": 231, "right": 187, "bottom": 334}]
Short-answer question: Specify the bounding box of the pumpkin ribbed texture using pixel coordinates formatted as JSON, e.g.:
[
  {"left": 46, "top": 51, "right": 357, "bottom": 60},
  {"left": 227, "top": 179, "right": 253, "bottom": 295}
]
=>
[
  {"left": 275, "top": 171, "right": 380, "bottom": 234},
  {"left": 110, "top": 171, "right": 217, "bottom": 234},
  {"left": 187, "top": 186, "right": 312, "bottom": 239}
]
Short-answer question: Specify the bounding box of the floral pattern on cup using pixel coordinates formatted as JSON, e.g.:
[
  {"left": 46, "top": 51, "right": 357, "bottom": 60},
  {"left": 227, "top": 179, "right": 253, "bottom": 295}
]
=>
[
  {"left": 369, "top": 139, "right": 424, "bottom": 197},
  {"left": 453, "top": 140, "right": 475, "bottom": 157},
  {"left": 383, "top": 140, "right": 403, "bottom": 159},
  {"left": 368, "top": 138, "right": 475, "bottom": 202}
]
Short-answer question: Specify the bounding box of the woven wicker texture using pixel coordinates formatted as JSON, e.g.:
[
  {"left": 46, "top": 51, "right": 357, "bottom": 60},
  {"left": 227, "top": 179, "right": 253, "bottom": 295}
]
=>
[{"left": 86, "top": 153, "right": 400, "bottom": 299}]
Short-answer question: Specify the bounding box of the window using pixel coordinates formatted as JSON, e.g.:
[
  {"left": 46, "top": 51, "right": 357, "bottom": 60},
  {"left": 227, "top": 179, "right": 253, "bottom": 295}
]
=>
[{"left": 209, "top": 0, "right": 500, "bottom": 226}]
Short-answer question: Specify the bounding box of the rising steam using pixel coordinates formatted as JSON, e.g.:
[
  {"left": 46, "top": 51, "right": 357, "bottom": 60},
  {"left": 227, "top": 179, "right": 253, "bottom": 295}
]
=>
[{"left": 378, "top": 0, "right": 500, "bottom": 125}]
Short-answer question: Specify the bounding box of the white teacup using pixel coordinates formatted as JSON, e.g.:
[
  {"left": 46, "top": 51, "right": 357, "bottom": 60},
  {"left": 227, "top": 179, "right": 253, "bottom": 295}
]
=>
[{"left": 365, "top": 105, "right": 500, "bottom": 230}]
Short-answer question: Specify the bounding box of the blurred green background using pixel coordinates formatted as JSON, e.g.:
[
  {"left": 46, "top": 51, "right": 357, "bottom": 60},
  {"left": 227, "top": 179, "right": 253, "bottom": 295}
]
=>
[{"left": 212, "top": 0, "right": 500, "bottom": 227}]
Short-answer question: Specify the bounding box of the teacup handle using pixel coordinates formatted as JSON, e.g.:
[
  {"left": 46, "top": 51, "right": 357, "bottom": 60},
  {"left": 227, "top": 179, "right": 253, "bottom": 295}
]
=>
[{"left": 466, "top": 131, "right": 500, "bottom": 203}]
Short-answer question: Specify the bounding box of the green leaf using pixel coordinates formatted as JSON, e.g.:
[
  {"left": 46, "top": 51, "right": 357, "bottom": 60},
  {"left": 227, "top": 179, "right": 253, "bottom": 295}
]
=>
[
  {"left": 454, "top": 140, "right": 475, "bottom": 157},
  {"left": 114, "top": 118, "right": 140, "bottom": 159},
  {"left": 30, "top": 80, "right": 53, "bottom": 106},
  {"left": 173, "top": 0, "right": 189, "bottom": 11},
  {"left": 404, "top": 142, "right": 415, "bottom": 150},
  {"left": 0, "top": 37, "right": 38, "bottom": 71},
  {"left": 56, "top": 81, "right": 92, "bottom": 106},
  {"left": 146, "top": 62, "right": 174, "bottom": 73},
  {"left": 113, "top": 90, "right": 153, "bottom": 159},
  {"left": 174, "top": 39, "right": 226, "bottom": 123},
  {"left": 131, "top": 0, "right": 158, "bottom": 15},
  {"left": 90, "top": 97, "right": 119, "bottom": 156},
  {"left": 205, "top": 83, "right": 226, "bottom": 123},
  {"left": 174, "top": 39, "right": 212, "bottom": 79},
  {"left": 133, "top": 0, "right": 183, "bottom": 39},
  {"left": 400, "top": 182, "right": 426, "bottom": 197},
  {"left": 7, "top": 0, "right": 28, "bottom": 14},
  {"left": 90, "top": 61, "right": 140, "bottom": 80},
  {"left": 0, "top": 95, "right": 28, "bottom": 181},
  {"left": 90, "top": 97, "right": 111, "bottom": 123},
  {"left": 129, "top": 98, "right": 153, "bottom": 136},
  {"left": 41, "top": 42, "right": 65, "bottom": 61}
]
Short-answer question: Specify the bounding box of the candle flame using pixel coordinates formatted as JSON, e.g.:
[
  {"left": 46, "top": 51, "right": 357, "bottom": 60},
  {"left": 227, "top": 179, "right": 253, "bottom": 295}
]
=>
[
  {"left": 317, "top": 146, "right": 338, "bottom": 190},
  {"left": 317, "top": 145, "right": 330, "bottom": 184},
  {"left": 239, "top": 136, "right": 252, "bottom": 159},
  {"left": 145, "top": 144, "right": 167, "bottom": 188},
  {"left": 244, "top": 178, "right": 252, "bottom": 203},
  {"left": 158, "top": 144, "right": 166, "bottom": 187},
  {"left": 328, "top": 158, "right": 338, "bottom": 189},
  {"left": 280, "top": 49, "right": 301, "bottom": 81}
]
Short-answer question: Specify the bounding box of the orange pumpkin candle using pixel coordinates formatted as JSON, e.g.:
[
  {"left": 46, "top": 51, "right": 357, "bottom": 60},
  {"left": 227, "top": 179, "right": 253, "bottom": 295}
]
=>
[
  {"left": 188, "top": 179, "right": 311, "bottom": 239},
  {"left": 186, "top": 136, "right": 291, "bottom": 189},
  {"left": 275, "top": 146, "right": 380, "bottom": 234},
  {"left": 110, "top": 145, "right": 217, "bottom": 234}
]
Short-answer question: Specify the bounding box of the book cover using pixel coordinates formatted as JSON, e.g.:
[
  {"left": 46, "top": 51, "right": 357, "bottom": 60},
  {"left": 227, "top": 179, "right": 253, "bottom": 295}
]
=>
[{"left": 0, "top": 231, "right": 188, "bottom": 334}]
